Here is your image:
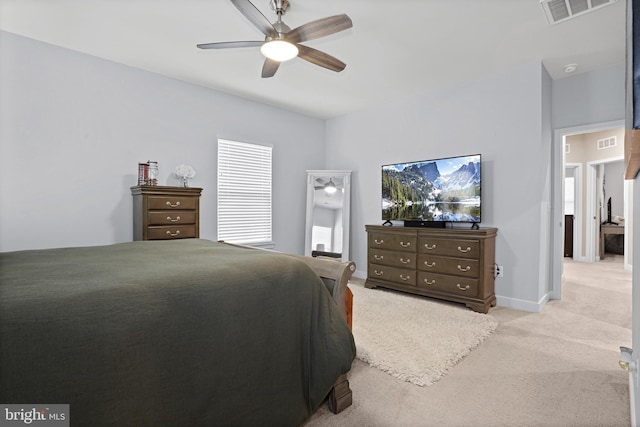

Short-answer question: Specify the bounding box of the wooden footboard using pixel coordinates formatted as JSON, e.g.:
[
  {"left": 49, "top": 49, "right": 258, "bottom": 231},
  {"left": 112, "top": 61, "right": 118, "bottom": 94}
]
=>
[
  {"left": 287, "top": 254, "right": 355, "bottom": 322},
  {"left": 218, "top": 241, "right": 356, "bottom": 414},
  {"left": 288, "top": 254, "right": 355, "bottom": 414}
]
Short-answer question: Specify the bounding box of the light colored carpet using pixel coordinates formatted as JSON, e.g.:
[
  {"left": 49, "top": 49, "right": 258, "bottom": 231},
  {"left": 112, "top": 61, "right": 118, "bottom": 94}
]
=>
[
  {"left": 350, "top": 282, "right": 498, "bottom": 386},
  {"left": 305, "top": 256, "right": 632, "bottom": 427}
]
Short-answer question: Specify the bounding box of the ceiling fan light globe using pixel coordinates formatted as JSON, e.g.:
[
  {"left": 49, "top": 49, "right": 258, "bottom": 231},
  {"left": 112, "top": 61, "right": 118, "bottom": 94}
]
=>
[
  {"left": 261, "top": 40, "right": 298, "bottom": 62},
  {"left": 324, "top": 180, "right": 337, "bottom": 194}
]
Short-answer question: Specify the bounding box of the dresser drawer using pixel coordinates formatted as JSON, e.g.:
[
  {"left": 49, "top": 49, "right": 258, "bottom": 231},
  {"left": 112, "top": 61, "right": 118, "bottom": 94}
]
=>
[
  {"left": 417, "top": 254, "right": 479, "bottom": 277},
  {"left": 148, "top": 211, "right": 197, "bottom": 226},
  {"left": 147, "top": 196, "right": 197, "bottom": 210},
  {"left": 418, "top": 237, "right": 480, "bottom": 259},
  {"left": 368, "top": 232, "right": 417, "bottom": 252},
  {"left": 417, "top": 272, "right": 479, "bottom": 297},
  {"left": 369, "top": 248, "right": 417, "bottom": 269},
  {"left": 147, "top": 225, "right": 197, "bottom": 240},
  {"left": 368, "top": 264, "right": 416, "bottom": 286}
]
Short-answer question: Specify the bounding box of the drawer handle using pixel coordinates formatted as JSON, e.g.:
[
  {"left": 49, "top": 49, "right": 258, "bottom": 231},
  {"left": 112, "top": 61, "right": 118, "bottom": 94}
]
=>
[
  {"left": 457, "top": 265, "right": 471, "bottom": 272},
  {"left": 399, "top": 274, "right": 411, "bottom": 281},
  {"left": 424, "top": 261, "right": 436, "bottom": 268},
  {"left": 374, "top": 239, "right": 384, "bottom": 245},
  {"left": 374, "top": 269, "right": 384, "bottom": 276},
  {"left": 167, "top": 216, "right": 181, "bottom": 223},
  {"left": 166, "top": 230, "right": 181, "bottom": 237},
  {"left": 424, "top": 244, "right": 437, "bottom": 250},
  {"left": 400, "top": 258, "right": 411, "bottom": 264},
  {"left": 400, "top": 241, "right": 411, "bottom": 248},
  {"left": 166, "top": 201, "right": 181, "bottom": 208},
  {"left": 456, "top": 284, "right": 470, "bottom": 291},
  {"left": 374, "top": 255, "right": 384, "bottom": 260},
  {"left": 423, "top": 278, "right": 436, "bottom": 286},
  {"left": 457, "top": 246, "right": 471, "bottom": 253}
]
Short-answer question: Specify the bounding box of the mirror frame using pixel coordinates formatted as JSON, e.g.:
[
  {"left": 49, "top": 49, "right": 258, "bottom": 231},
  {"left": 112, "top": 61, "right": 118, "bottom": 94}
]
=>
[{"left": 304, "top": 170, "right": 352, "bottom": 262}]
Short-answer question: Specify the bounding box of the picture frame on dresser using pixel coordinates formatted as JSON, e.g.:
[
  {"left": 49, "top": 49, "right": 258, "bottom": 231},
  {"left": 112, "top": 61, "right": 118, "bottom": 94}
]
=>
[{"left": 365, "top": 224, "right": 497, "bottom": 313}]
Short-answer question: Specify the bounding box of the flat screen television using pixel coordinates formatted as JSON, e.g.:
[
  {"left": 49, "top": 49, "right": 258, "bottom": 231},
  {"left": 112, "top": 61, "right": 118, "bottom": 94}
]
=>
[{"left": 382, "top": 153, "right": 481, "bottom": 226}]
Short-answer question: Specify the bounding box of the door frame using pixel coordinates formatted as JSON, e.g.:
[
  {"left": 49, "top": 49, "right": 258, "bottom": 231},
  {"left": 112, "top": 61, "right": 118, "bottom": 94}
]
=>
[
  {"left": 584, "top": 161, "right": 600, "bottom": 263},
  {"left": 565, "top": 163, "right": 582, "bottom": 260},
  {"left": 585, "top": 157, "right": 627, "bottom": 264},
  {"left": 551, "top": 119, "right": 626, "bottom": 300}
]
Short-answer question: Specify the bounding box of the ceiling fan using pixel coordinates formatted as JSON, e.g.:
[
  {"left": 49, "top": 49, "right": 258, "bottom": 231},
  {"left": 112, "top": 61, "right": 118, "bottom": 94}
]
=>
[
  {"left": 197, "top": 0, "right": 352, "bottom": 78},
  {"left": 315, "top": 177, "right": 338, "bottom": 194}
]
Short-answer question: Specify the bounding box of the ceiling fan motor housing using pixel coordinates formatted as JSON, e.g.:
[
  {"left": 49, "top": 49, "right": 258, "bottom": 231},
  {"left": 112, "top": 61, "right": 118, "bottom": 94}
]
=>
[
  {"left": 271, "top": 21, "right": 292, "bottom": 39},
  {"left": 270, "top": 0, "right": 290, "bottom": 16}
]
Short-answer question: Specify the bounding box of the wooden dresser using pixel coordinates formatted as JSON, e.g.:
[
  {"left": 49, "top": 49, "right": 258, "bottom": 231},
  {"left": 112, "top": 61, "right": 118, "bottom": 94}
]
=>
[
  {"left": 365, "top": 225, "right": 497, "bottom": 313},
  {"left": 131, "top": 186, "right": 202, "bottom": 241}
]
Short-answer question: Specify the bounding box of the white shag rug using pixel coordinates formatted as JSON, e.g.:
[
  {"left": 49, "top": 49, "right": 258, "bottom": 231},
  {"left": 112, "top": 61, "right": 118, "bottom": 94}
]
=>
[{"left": 350, "top": 282, "right": 498, "bottom": 386}]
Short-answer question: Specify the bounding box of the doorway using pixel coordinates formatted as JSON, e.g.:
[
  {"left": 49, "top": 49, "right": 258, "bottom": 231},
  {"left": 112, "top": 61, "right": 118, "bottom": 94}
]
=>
[
  {"left": 585, "top": 158, "right": 628, "bottom": 263},
  {"left": 564, "top": 163, "right": 581, "bottom": 259},
  {"left": 551, "top": 119, "right": 627, "bottom": 300}
]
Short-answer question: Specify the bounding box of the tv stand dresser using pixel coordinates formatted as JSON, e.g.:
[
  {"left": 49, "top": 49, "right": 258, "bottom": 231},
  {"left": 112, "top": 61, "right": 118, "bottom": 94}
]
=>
[{"left": 365, "top": 225, "right": 498, "bottom": 313}]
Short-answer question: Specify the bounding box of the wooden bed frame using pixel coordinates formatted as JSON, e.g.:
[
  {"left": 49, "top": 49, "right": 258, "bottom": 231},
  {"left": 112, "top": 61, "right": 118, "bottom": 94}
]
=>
[
  {"left": 287, "top": 254, "right": 355, "bottom": 323},
  {"left": 219, "top": 242, "right": 356, "bottom": 414},
  {"left": 288, "top": 253, "right": 355, "bottom": 414}
]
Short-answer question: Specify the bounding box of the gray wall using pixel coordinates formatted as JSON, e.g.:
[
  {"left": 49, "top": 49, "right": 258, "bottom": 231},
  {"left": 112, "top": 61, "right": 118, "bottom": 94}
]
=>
[
  {"left": 0, "top": 31, "right": 325, "bottom": 254},
  {"left": 325, "top": 62, "right": 552, "bottom": 310},
  {"left": 325, "top": 62, "right": 625, "bottom": 311},
  {"left": 552, "top": 65, "right": 625, "bottom": 129}
]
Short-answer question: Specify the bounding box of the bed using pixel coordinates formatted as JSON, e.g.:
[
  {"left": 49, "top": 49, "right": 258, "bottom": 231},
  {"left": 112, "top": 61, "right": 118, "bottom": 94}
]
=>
[{"left": 0, "top": 239, "right": 356, "bottom": 426}]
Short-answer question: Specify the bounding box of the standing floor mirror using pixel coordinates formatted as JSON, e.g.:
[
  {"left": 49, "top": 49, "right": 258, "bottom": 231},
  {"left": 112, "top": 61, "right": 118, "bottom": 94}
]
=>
[{"left": 305, "top": 170, "right": 351, "bottom": 262}]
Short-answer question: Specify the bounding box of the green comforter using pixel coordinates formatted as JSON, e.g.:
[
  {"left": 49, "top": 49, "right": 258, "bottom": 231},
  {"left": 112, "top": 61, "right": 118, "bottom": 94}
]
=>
[{"left": 0, "top": 239, "right": 355, "bottom": 426}]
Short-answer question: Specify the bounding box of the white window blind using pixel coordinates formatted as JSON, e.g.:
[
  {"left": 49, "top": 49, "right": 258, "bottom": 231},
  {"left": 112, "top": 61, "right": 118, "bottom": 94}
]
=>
[{"left": 217, "top": 139, "right": 273, "bottom": 247}]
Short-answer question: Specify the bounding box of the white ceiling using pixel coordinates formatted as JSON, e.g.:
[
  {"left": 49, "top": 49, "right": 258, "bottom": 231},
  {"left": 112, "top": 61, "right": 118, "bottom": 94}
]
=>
[{"left": 0, "top": 0, "right": 626, "bottom": 119}]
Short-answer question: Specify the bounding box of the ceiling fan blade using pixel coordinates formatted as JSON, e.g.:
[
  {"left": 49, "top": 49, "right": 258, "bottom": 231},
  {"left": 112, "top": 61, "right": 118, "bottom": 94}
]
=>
[
  {"left": 197, "top": 41, "right": 264, "bottom": 50},
  {"left": 231, "top": 0, "right": 278, "bottom": 38},
  {"left": 286, "top": 14, "right": 352, "bottom": 43},
  {"left": 296, "top": 44, "right": 346, "bottom": 73},
  {"left": 262, "top": 58, "right": 280, "bottom": 78}
]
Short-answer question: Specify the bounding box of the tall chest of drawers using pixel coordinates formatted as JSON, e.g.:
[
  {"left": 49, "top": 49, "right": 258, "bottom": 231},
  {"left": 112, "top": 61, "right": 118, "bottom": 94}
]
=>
[
  {"left": 131, "top": 186, "right": 202, "bottom": 241},
  {"left": 365, "top": 225, "right": 497, "bottom": 313}
]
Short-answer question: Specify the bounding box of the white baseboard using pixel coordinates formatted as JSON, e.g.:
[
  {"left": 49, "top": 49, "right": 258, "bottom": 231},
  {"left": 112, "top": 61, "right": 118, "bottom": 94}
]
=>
[
  {"left": 496, "top": 292, "right": 550, "bottom": 313},
  {"left": 352, "top": 269, "right": 367, "bottom": 280}
]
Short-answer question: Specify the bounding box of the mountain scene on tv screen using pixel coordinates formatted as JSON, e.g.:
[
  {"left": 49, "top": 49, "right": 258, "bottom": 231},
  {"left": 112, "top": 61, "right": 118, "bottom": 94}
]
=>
[{"left": 382, "top": 156, "right": 481, "bottom": 222}]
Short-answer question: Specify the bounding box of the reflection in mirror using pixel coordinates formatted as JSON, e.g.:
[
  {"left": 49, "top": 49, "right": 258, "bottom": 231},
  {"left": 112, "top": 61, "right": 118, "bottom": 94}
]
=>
[{"left": 305, "top": 170, "right": 351, "bottom": 262}]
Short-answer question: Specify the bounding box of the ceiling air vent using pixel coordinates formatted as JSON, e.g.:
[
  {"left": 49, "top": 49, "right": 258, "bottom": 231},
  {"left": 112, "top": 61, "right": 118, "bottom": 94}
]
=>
[
  {"left": 540, "top": 0, "right": 617, "bottom": 24},
  {"left": 597, "top": 136, "right": 617, "bottom": 150}
]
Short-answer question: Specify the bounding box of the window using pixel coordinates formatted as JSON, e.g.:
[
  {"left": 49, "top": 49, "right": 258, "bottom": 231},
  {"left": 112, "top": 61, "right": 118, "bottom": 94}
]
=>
[{"left": 217, "top": 139, "right": 273, "bottom": 248}]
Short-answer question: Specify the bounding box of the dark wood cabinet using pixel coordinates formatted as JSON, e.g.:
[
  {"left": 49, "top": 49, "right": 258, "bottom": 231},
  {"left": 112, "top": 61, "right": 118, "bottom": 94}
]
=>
[
  {"left": 564, "top": 215, "right": 574, "bottom": 257},
  {"left": 365, "top": 225, "right": 497, "bottom": 313},
  {"left": 131, "top": 186, "right": 202, "bottom": 241}
]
